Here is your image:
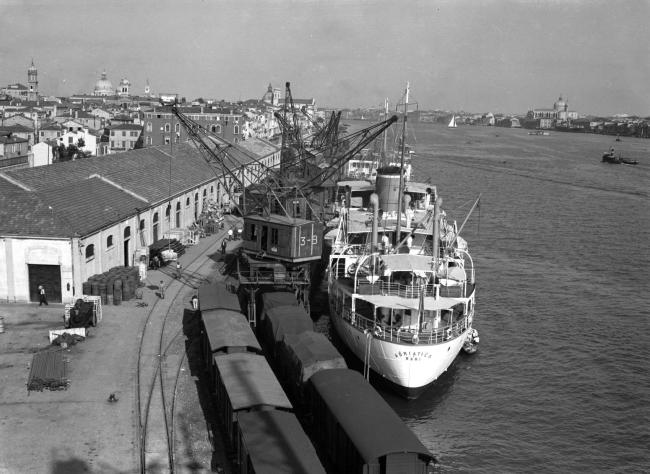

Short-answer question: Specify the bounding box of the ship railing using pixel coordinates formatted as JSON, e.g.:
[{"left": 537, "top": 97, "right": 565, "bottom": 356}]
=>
[
  {"left": 344, "top": 309, "right": 472, "bottom": 346},
  {"left": 355, "top": 281, "right": 470, "bottom": 298}
]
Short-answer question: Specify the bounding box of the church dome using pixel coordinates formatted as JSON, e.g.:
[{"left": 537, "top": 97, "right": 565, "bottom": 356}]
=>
[
  {"left": 94, "top": 71, "right": 114, "bottom": 96},
  {"left": 554, "top": 95, "right": 567, "bottom": 110},
  {"left": 262, "top": 82, "right": 274, "bottom": 104}
]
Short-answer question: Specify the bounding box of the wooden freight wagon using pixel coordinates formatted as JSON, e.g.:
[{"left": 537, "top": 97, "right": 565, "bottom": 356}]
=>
[
  {"left": 309, "top": 369, "right": 436, "bottom": 474},
  {"left": 201, "top": 309, "right": 262, "bottom": 385},
  {"left": 258, "top": 305, "right": 313, "bottom": 360},
  {"left": 197, "top": 282, "right": 241, "bottom": 312},
  {"left": 278, "top": 331, "right": 347, "bottom": 402},
  {"left": 241, "top": 214, "right": 323, "bottom": 263},
  {"left": 213, "top": 353, "right": 293, "bottom": 450},
  {"left": 236, "top": 410, "right": 326, "bottom": 474}
]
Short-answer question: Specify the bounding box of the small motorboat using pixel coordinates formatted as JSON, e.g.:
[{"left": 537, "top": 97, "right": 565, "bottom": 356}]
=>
[
  {"left": 602, "top": 150, "right": 638, "bottom": 165},
  {"left": 462, "top": 329, "right": 480, "bottom": 354},
  {"left": 602, "top": 152, "right": 621, "bottom": 164}
]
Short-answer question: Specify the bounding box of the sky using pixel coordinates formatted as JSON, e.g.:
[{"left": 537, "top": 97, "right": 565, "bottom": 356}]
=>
[{"left": 1, "top": 0, "right": 648, "bottom": 116}]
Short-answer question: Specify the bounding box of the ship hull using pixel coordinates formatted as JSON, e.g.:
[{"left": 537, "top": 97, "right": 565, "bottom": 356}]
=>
[{"left": 328, "top": 295, "right": 469, "bottom": 398}]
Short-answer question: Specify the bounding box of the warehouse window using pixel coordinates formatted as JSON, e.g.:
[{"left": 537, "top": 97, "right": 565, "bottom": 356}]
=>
[
  {"left": 85, "top": 244, "right": 95, "bottom": 260},
  {"left": 106, "top": 235, "right": 113, "bottom": 248}
]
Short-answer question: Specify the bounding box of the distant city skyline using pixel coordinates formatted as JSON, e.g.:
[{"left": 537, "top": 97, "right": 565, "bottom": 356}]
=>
[{"left": 1, "top": 0, "right": 648, "bottom": 116}]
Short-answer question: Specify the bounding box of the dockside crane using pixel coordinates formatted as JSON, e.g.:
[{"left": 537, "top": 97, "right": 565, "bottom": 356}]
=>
[{"left": 169, "top": 93, "right": 397, "bottom": 321}]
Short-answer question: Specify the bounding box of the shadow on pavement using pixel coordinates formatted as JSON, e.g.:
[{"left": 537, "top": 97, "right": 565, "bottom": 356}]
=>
[{"left": 181, "top": 308, "right": 233, "bottom": 473}]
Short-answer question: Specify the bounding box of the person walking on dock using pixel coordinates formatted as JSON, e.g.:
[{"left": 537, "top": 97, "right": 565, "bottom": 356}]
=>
[
  {"left": 38, "top": 284, "right": 48, "bottom": 306},
  {"left": 221, "top": 238, "right": 227, "bottom": 255},
  {"left": 227, "top": 228, "right": 233, "bottom": 241},
  {"left": 175, "top": 261, "right": 182, "bottom": 280},
  {"left": 159, "top": 281, "right": 165, "bottom": 299}
]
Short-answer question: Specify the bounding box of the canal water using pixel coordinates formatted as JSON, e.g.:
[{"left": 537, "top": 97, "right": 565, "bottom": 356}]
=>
[{"left": 325, "top": 122, "right": 650, "bottom": 473}]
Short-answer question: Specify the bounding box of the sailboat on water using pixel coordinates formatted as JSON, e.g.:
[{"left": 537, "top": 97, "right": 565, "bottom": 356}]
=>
[{"left": 448, "top": 115, "right": 458, "bottom": 128}]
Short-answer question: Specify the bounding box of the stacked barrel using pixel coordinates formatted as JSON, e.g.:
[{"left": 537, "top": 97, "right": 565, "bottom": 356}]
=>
[{"left": 83, "top": 266, "right": 141, "bottom": 305}]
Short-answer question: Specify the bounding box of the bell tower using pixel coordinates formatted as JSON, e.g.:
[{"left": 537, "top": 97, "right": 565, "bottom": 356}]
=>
[{"left": 27, "top": 59, "right": 38, "bottom": 101}]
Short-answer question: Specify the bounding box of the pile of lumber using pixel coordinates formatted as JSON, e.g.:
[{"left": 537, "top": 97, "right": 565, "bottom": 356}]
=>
[{"left": 27, "top": 348, "right": 68, "bottom": 392}]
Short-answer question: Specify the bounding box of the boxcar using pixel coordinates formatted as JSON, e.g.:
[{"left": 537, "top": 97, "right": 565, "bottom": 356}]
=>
[
  {"left": 259, "top": 291, "right": 300, "bottom": 320},
  {"left": 213, "top": 352, "right": 293, "bottom": 449},
  {"left": 236, "top": 410, "right": 326, "bottom": 474},
  {"left": 278, "top": 331, "right": 347, "bottom": 402},
  {"left": 201, "top": 309, "right": 262, "bottom": 385},
  {"left": 309, "top": 369, "right": 435, "bottom": 474},
  {"left": 198, "top": 282, "right": 241, "bottom": 312},
  {"left": 259, "top": 305, "right": 313, "bottom": 358}
]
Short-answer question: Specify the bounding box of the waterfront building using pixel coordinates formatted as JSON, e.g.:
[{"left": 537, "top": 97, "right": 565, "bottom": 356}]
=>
[
  {"left": 526, "top": 95, "right": 579, "bottom": 128},
  {"left": 38, "top": 122, "right": 64, "bottom": 143},
  {"left": 141, "top": 105, "right": 245, "bottom": 146},
  {"left": 0, "top": 140, "right": 275, "bottom": 304},
  {"left": 31, "top": 140, "right": 57, "bottom": 167},
  {"left": 0, "top": 124, "right": 35, "bottom": 146},
  {"left": 0, "top": 131, "right": 30, "bottom": 170},
  {"left": 57, "top": 123, "right": 100, "bottom": 156},
  {"left": 108, "top": 123, "right": 142, "bottom": 152}
]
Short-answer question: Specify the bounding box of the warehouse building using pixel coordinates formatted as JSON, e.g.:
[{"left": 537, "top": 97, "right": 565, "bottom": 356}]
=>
[{"left": 0, "top": 139, "right": 279, "bottom": 303}]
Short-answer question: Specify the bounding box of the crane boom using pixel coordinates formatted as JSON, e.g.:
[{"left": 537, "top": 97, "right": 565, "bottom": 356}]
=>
[{"left": 169, "top": 95, "right": 398, "bottom": 222}]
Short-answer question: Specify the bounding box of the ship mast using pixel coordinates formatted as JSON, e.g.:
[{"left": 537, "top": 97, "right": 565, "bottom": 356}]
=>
[{"left": 395, "top": 82, "right": 409, "bottom": 246}]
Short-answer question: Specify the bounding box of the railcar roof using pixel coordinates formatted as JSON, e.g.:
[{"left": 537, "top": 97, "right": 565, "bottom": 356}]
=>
[
  {"left": 214, "top": 353, "right": 292, "bottom": 410},
  {"left": 310, "top": 369, "right": 433, "bottom": 462},
  {"left": 197, "top": 282, "right": 241, "bottom": 312},
  {"left": 237, "top": 411, "right": 326, "bottom": 474},
  {"left": 282, "top": 331, "right": 347, "bottom": 379},
  {"left": 202, "top": 309, "right": 260, "bottom": 354},
  {"left": 265, "top": 305, "right": 313, "bottom": 342}
]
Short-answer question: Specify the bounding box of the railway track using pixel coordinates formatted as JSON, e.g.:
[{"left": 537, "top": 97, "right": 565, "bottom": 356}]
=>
[{"left": 135, "top": 226, "right": 234, "bottom": 473}]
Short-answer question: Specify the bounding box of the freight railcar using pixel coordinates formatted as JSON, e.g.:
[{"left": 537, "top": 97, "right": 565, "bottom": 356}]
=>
[
  {"left": 258, "top": 290, "right": 300, "bottom": 321},
  {"left": 309, "top": 368, "right": 436, "bottom": 474},
  {"left": 213, "top": 352, "right": 293, "bottom": 450},
  {"left": 197, "top": 282, "right": 242, "bottom": 312},
  {"left": 235, "top": 410, "right": 326, "bottom": 474},
  {"left": 257, "top": 305, "right": 313, "bottom": 359},
  {"left": 201, "top": 308, "right": 262, "bottom": 386},
  {"left": 277, "top": 331, "right": 347, "bottom": 403}
]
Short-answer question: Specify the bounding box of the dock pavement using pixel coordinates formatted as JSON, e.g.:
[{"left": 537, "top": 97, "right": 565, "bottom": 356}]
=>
[{"left": 0, "top": 216, "right": 241, "bottom": 474}]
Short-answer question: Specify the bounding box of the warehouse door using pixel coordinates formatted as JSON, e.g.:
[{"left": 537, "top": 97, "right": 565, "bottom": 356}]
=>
[{"left": 28, "top": 264, "right": 62, "bottom": 303}]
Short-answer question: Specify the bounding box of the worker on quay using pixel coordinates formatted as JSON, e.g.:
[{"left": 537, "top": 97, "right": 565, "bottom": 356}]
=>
[
  {"left": 191, "top": 295, "right": 199, "bottom": 310},
  {"left": 175, "top": 261, "right": 182, "bottom": 279},
  {"left": 237, "top": 227, "right": 243, "bottom": 240},
  {"left": 38, "top": 284, "right": 48, "bottom": 306},
  {"left": 159, "top": 281, "right": 165, "bottom": 299},
  {"left": 221, "top": 238, "right": 227, "bottom": 255}
]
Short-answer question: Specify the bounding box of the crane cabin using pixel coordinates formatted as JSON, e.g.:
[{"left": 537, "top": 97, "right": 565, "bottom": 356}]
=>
[{"left": 242, "top": 214, "right": 323, "bottom": 264}]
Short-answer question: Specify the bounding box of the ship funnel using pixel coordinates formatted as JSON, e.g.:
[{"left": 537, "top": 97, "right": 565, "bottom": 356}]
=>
[{"left": 375, "top": 166, "right": 402, "bottom": 212}]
